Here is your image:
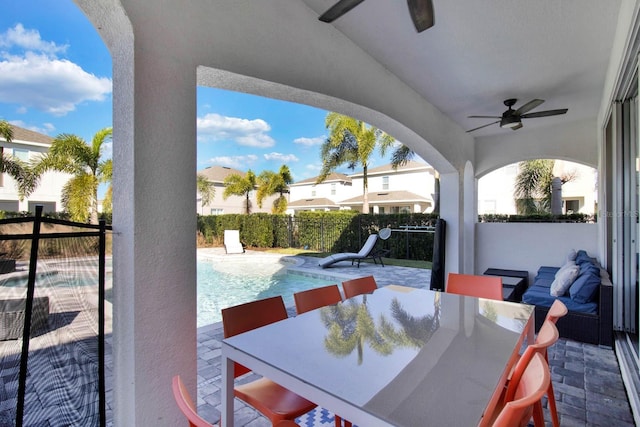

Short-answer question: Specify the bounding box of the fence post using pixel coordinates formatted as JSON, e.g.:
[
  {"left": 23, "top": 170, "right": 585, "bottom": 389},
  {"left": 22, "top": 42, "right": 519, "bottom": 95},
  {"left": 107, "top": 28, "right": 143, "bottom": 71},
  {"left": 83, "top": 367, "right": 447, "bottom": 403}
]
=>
[
  {"left": 98, "top": 220, "right": 106, "bottom": 426},
  {"left": 16, "top": 205, "right": 43, "bottom": 427}
]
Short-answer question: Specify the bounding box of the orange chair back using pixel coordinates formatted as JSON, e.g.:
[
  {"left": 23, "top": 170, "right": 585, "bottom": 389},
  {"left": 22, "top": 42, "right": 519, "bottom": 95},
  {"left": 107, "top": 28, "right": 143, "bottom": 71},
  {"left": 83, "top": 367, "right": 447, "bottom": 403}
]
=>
[
  {"left": 172, "top": 375, "right": 215, "bottom": 427},
  {"left": 545, "top": 299, "right": 568, "bottom": 324},
  {"left": 446, "top": 273, "right": 504, "bottom": 301},
  {"left": 222, "top": 296, "right": 288, "bottom": 377},
  {"left": 294, "top": 284, "right": 342, "bottom": 314},
  {"left": 342, "top": 276, "right": 378, "bottom": 299},
  {"left": 505, "top": 320, "right": 559, "bottom": 402},
  {"left": 492, "top": 353, "right": 550, "bottom": 427}
]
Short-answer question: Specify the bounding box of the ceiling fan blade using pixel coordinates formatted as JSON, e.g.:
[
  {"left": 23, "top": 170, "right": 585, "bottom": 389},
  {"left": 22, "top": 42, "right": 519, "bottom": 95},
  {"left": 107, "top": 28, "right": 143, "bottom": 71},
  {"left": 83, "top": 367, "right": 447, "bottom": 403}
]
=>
[
  {"left": 407, "top": 0, "right": 434, "bottom": 32},
  {"left": 318, "top": 0, "right": 366, "bottom": 23},
  {"left": 468, "top": 115, "right": 501, "bottom": 119},
  {"left": 511, "top": 123, "right": 523, "bottom": 131},
  {"left": 466, "top": 120, "right": 500, "bottom": 133},
  {"left": 521, "top": 109, "right": 568, "bottom": 119},
  {"left": 514, "top": 99, "right": 545, "bottom": 115}
]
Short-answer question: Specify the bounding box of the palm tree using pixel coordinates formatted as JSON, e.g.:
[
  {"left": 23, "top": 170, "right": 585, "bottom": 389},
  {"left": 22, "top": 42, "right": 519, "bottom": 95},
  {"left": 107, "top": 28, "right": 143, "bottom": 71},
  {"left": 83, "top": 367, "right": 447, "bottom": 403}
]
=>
[
  {"left": 197, "top": 173, "right": 215, "bottom": 214},
  {"left": 0, "top": 120, "right": 38, "bottom": 199},
  {"left": 256, "top": 165, "right": 293, "bottom": 214},
  {"left": 318, "top": 112, "right": 396, "bottom": 213},
  {"left": 514, "top": 159, "right": 576, "bottom": 215},
  {"left": 223, "top": 170, "right": 256, "bottom": 214},
  {"left": 34, "top": 127, "right": 112, "bottom": 223}
]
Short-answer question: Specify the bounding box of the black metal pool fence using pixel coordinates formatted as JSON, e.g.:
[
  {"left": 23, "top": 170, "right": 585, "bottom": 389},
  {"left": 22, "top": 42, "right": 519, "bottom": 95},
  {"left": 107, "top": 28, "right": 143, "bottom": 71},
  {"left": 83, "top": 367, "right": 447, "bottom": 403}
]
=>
[{"left": 0, "top": 206, "right": 110, "bottom": 427}]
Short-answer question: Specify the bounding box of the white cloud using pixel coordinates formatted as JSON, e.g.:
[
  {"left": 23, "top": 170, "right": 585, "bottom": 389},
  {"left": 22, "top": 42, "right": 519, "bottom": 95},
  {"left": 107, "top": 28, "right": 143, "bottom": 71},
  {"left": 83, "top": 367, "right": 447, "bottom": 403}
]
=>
[
  {"left": 8, "top": 119, "right": 55, "bottom": 135},
  {"left": 294, "top": 136, "right": 325, "bottom": 146},
  {"left": 206, "top": 155, "right": 258, "bottom": 168},
  {"left": 264, "top": 152, "right": 299, "bottom": 162},
  {"left": 0, "top": 25, "right": 112, "bottom": 116},
  {"left": 0, "top": 24, "right": 67, "bottom": 56},
  {"left": 197, "top": 113, "right": 275, "bottom": 148},
  {"left": 306, "top": 163, "right": 322, "bottom": 171}
]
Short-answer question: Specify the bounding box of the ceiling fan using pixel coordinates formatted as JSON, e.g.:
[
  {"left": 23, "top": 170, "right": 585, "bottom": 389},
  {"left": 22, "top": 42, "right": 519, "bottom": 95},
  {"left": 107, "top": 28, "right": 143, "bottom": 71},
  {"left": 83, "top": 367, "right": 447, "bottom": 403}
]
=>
[
  {"left": 466, "top": 99, "right": 568, "bottom": 133},
  {"left": 318, "top": 0, "right": 434, "bottom": 33}
]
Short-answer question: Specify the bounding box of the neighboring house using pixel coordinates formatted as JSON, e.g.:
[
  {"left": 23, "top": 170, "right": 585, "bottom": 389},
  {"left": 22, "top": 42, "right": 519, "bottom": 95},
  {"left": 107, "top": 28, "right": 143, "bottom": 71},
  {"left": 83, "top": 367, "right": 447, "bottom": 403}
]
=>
[
  {"left": 287, "top": 172, "right": 351, "bottom": 213},
  {"left": 478, "top": 160, "right": 597, "bottom": 215},
  {"left": 347, "top": 161, "right": 435, "bottom": 214},
  {"left": 0, "top": 125, "right": 70, "bottom": 213},
  {"left": 287, "top": 160, "right": 435, "bottom": 214},
  {"left": 197, "top": 165, "right": 285, "bottom": 215}
]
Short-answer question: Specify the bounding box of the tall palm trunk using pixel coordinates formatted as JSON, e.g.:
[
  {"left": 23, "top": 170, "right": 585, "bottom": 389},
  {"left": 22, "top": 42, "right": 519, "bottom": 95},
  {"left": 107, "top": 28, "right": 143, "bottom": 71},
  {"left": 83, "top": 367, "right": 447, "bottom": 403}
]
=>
[{"left": 362, "top": 164, "right": 369, "bottom": 213}]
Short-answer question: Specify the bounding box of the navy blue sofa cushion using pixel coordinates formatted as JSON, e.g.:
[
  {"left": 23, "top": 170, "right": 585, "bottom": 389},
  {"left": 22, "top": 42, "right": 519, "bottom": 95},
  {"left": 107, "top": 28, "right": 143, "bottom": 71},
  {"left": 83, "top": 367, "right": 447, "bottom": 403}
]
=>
[{"left": 523, "top": 263, "right": 599, "bottom": 314}]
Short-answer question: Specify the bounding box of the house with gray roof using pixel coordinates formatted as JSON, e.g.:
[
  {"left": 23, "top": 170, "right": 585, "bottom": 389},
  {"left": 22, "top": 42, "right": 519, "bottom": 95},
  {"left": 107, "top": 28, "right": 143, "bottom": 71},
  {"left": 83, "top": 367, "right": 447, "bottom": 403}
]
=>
[
  {"left": 197, "top": 165, "right": 285, "bottom": 214},
  {"left": 287, "top": 160, "right": 435, "bottom": 214},
  {"left": 0, "top": 124, "right": 70, "bottom": 213}
]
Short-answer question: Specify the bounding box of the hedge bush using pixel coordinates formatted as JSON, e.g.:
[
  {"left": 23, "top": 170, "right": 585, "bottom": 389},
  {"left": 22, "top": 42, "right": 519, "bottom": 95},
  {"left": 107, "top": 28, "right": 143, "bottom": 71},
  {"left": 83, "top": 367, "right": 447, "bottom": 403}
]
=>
[{"left": 197, "top": 211, "right": 440, "bottom": 261}]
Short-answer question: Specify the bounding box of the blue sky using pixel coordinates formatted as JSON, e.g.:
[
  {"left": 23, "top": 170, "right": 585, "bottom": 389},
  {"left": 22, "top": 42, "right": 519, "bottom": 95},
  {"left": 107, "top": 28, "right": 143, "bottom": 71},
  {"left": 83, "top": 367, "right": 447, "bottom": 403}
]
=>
[{"left": 0, "top": 0, "right": 413, "bottom": 194}]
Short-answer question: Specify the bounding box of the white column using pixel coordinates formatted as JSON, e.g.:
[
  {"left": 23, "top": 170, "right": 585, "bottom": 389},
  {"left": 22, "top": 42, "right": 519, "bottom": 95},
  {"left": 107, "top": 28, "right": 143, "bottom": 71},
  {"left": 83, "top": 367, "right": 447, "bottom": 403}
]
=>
[
  {"left": 112, "top": 37, "right": 198, "bottom": 425},
  {"left": 439, "top": 172, "right": 461, "bottom": 277},
  {"left": 463, "top": 161, "right": 476, "bottom": 274}
]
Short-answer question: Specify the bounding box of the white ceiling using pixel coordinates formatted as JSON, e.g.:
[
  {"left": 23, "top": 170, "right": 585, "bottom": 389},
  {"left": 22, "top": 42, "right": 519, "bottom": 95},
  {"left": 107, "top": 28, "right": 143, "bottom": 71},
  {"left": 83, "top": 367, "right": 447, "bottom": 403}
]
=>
[{"left": 301, "top": 0, "right": 623, "bottom": 137}]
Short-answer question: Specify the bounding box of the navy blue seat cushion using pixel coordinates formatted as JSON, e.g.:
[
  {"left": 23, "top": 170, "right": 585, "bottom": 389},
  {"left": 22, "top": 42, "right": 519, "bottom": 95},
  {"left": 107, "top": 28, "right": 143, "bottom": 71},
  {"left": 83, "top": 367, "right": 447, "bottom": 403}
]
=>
[
  {"left": 523, "top": 264, "right": 599, "bottom": 314},
  {"left": 523, "top": 284, "right": 598, "bottom": 314}
]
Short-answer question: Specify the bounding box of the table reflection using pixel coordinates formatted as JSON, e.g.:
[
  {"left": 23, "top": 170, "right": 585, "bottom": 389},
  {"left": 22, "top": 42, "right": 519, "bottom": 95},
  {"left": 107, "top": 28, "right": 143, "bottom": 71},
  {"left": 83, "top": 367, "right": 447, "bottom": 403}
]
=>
[{"left": 320, "top": 293, "right": 441, "bottom": 364}]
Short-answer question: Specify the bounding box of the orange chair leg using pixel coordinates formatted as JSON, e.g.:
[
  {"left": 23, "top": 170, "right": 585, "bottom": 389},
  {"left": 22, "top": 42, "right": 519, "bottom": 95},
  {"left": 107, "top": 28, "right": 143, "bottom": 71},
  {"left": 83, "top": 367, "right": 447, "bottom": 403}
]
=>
[
  {"left": 333, "top": 415, "right": 352, "bottom": 427},
  {"left": 532, "top": 401, "right": 545, "bottom": 427},
  {"left": 547, "top": 381, "right": 560, "bottom": 427}
]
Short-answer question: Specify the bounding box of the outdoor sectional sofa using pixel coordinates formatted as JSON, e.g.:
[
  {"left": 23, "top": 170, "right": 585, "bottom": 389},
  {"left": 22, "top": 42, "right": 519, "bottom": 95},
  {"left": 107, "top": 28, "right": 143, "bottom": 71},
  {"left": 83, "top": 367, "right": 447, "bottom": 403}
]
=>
[{"left": 522, "top": 250, "right": 613, "bottom": 347}]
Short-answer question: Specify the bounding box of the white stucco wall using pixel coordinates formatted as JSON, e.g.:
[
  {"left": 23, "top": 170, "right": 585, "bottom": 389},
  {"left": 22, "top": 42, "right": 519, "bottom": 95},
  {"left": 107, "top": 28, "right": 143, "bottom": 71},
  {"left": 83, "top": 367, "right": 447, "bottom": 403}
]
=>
[{"left": 475, "top": 222, "right": 599, "bottom": 284}]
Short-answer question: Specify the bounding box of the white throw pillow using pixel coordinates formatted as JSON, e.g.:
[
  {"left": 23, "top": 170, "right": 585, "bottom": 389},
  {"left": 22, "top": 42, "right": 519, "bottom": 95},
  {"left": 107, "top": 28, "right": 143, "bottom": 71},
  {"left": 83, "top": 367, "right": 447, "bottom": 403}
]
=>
[
  {"left": 550, "top": 264, "right": 579, "bottom": 297},
  {"left": 555, "top": 260, "right": 575, "bottom": 277},
  {"left": 566, "top": 248, "right": 577, "bottom": 262}
]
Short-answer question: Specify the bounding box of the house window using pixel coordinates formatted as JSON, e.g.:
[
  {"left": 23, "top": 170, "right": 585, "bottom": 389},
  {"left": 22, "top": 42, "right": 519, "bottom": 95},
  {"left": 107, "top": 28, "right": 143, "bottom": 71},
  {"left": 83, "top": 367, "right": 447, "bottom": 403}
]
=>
[
  {"left": 378, "top": 207, "right": 385, "bottom": 214},
  {"left": 311, "top": 189, "right": 316, "bottom": 197},
  {"left": 564, "top": 199, "right": 580, "bottom": 214},
  {"left": 382, "top": 176, "right": 389, "bottom": 190},
  {"left": 331, "top": 183, "right": 336, "bottom": 195},
  {"left": 13, "top": 148, "right": 29, "bottom": 162},
  {"left": 210, "top": 208, "right": 223, "bottom": 215}
]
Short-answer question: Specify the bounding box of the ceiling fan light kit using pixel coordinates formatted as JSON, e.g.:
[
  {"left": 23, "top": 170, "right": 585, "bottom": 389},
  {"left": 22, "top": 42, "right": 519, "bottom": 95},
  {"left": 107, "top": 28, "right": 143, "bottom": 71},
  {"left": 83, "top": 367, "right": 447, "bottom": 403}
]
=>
[
  {"left": 319, "top": 0, "right": 434, "bottom": 32},
  {"left": 500, "top": 115, "right": 521, "bottom": 129}
]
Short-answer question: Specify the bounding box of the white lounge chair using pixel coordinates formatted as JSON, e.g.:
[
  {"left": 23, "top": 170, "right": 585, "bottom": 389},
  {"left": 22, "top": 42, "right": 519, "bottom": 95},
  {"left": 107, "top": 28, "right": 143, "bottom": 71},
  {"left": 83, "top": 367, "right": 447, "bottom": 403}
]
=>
[
  {"left": 318, "top": 234, "right": 381, "bottom": 268},
  {"left": 224, "top": 230, "right": 244, "bottom": 254}
]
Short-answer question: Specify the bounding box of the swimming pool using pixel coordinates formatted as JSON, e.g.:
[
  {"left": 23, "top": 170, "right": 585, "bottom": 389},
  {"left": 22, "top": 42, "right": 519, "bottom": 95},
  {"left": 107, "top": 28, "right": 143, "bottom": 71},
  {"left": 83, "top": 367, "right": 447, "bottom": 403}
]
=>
[{"left": 197, "top": 256, "right": 336, "bottom": 327}]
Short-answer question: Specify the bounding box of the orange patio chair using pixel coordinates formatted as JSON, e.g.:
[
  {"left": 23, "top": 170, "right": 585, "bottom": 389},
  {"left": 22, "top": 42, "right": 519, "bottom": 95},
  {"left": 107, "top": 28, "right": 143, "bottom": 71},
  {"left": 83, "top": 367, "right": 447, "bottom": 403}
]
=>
[
  {"left": 504, "top": 320, "right": 560, "bottom": 427},
  {"left": 294, "top": 284, "right": 343, "bottom": 314},
  {"left": 446, "top": 273, "right": 504, "bottom": 301},
  {"left": 545, "top": 299, "right": 568, "bottom": 324},
  {"left": 491, "top": 353, "right": 551, "bottom": 427},
  {"left": 172, "top": 375, "right": 216, "bottom": 427},
  {"left": 221, "top": 296, "right": 317, "bottom": 426},
  {"left": 342, "top": 275, "right": 378, "bottom": 299}
]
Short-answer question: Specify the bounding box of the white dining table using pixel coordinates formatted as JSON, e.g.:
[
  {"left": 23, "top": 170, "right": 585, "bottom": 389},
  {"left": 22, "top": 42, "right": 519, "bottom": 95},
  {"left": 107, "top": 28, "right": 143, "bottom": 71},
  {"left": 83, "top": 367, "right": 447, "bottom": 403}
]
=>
[{"left": 221, "top": 286, "right": 534, "bottom": 427}]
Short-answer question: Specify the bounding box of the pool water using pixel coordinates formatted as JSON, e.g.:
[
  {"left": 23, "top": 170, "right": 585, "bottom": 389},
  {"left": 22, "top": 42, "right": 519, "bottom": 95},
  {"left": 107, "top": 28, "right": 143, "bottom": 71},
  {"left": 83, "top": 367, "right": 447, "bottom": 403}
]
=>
[{"left": 197, "top": 258, "right": 335, "bottom": 327}]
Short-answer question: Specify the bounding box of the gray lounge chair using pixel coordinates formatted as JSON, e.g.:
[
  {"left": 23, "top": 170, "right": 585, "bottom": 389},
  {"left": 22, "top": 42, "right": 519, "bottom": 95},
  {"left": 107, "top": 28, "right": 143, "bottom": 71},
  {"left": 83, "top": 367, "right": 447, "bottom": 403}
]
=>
[{"left": 319, "top": 234, "right": 382, "bottom": 268}]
